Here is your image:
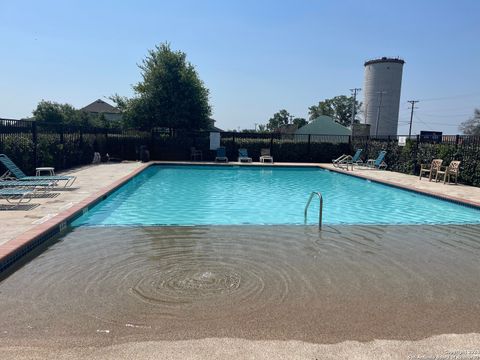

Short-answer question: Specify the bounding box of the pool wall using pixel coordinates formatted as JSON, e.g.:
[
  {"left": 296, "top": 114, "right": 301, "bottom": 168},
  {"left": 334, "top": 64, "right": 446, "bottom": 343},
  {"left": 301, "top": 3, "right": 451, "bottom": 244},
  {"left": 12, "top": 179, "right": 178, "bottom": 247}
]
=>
[{"left": 1, "top": 161, "right": 479, "bottom": 273}]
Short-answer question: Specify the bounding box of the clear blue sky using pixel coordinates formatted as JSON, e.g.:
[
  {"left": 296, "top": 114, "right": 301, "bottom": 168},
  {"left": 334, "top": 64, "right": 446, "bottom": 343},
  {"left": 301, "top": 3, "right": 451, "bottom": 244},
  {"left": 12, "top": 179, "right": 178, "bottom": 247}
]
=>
[{"left": 1, "top": 0, "right": 479, "bottom": 134}]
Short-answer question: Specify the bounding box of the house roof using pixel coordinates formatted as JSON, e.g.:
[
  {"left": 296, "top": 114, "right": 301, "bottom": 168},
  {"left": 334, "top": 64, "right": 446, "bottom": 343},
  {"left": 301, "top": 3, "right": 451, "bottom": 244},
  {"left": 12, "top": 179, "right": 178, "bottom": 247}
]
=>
[
  {"left": 295, "top": 115, "right": 351, "bottom": 136},
  {"left": 80, "top": 99, "right": 121, "bottom": 114}
]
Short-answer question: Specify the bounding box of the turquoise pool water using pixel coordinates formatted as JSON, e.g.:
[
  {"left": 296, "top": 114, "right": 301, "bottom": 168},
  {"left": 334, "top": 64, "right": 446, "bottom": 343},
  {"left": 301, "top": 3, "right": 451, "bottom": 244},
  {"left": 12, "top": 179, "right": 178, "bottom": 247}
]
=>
[{"left": 72, "top": 165, "right": 480, "bottom": 226}]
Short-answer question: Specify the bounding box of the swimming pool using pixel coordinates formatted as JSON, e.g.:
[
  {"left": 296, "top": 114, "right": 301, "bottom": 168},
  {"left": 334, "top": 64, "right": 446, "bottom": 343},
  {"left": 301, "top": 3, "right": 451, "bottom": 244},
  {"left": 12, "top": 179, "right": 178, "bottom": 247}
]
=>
[{"left": 72, "top": 165, "right": 480, "bottom": 226}]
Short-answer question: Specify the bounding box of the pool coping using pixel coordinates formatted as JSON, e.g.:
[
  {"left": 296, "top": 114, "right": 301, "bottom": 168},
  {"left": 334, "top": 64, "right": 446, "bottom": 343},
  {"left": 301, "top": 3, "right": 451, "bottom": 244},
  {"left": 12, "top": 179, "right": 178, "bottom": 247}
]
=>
[
  {"left": 0, "top": 162, "right": 150, "bottom": 272},
  {"left": 318, "top": 164, "right": 480, "bottom": 210},
  {"left": 1, "top": 161, "right": 479, "bottom": 272}
]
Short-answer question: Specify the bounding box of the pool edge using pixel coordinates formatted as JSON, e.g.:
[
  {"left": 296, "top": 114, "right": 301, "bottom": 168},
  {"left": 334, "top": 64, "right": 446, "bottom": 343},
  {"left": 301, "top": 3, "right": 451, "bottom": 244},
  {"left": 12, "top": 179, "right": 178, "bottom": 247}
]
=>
[
  {"left": 1, "top": 161, "right": 479, "bottom": 273},
  {"left": 0, "top": 162, "right": 152, "bottom": 272},
  {"left": 318, "top": 164, "right": 480, "bottom": 210}
]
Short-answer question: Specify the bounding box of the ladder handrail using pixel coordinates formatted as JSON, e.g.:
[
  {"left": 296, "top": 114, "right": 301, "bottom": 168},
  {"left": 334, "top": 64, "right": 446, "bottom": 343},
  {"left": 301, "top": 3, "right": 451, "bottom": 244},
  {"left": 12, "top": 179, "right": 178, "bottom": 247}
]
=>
[{"left": 304, "top": 191, "right": 323, "bottom": 228}]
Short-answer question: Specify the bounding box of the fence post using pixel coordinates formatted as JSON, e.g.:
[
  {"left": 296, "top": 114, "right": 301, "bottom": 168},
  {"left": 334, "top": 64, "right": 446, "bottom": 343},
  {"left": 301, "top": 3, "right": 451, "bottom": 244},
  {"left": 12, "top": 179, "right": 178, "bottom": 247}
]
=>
[
  {"left": 60, "top": 124, "right": 65, "bottom": 169},
  {"left": 150, "top": 129, "right": 155, "bottom": 160},
  {"left": 307, "top": 134, "right": 311, "bottom": 161},
  {"left": 32, "top": 121, "right": 38, "bottom": 171},
  {"left": 105, "top": 128, "right": 108, "bottom": 155}
]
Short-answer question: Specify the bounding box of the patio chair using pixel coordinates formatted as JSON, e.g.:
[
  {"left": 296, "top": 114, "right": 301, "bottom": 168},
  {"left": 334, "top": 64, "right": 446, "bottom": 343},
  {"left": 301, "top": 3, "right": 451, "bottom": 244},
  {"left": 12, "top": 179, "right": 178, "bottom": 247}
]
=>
[
  {"left": 0, "top": 154, "right": 76, "bottom": 187},
  {"left": 238, "top": 148, "right": 252, "bottom": 163},
  {"left": 335, "top": 149, "right": 363, "bottom": 168},
  {"left": 419, "top": 159, "right": 443, "bottom": 181},
  {"left": 359, "top": 150, "right": 387, "bottom": 170},
  {"left": 259, "top": 148, "right": 273, "bottom": 163},
  {"left": 435, "top": 160, "right": 461, "bottom": 184},
  {"left": 190, "top": 147, "right": 203, "bottom": 161},
  {"left": 214, "top": 147, "right": 228, "bottom": 163},
  {"left": 0, "top": 188, "right": 34, "bottom": 208}
]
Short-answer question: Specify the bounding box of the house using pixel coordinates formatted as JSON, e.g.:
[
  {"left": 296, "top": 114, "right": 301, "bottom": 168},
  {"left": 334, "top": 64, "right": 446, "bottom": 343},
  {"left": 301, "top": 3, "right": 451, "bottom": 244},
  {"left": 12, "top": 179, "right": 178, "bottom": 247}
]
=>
[
  {"left": 207, "top": 118, "right": 223, "bottom": 132},
  {"left": 295, "top": 115, "right": 351, "bottom": 143},
  {"left": 80, "top": 99, "right": 122, "bottom": 122}
]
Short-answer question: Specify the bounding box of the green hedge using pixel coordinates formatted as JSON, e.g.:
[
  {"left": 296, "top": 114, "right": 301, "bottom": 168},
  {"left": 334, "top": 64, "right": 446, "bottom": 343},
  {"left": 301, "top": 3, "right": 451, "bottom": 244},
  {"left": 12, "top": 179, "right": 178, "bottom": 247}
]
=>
[{"left": 352, "top": 138, "right": 480, "bottom": 187}]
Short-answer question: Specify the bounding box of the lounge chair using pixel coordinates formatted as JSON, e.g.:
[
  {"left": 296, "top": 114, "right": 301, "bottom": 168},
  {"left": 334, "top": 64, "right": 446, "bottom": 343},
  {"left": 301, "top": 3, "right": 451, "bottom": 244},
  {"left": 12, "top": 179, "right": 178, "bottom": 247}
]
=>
[
  {"left": 435, "top": 160, "right": 461, "bottom": 184},
  {"left": 419, "top": 159, "right": 443, "bottom": 181},
  {"left": 190, "top": 147, "right": 202, "bottom": 161},
  {"left": 0, "top": 154, "right": 76, "bottom": 187},
  {"left": 0, "top": 179, "right": 55, "bottom": 189},
  {"left": 238, "top": 148, "right": 252, "bottom": 163},
  {"left": 336, "top": 149, "right": 363, "bottom": 169},
  {"left": 359, "top": 150, "right": 387, "bottom": 170},
  {"left": 214, "top": 147, "right": 228, "bottom": 163},
  {"left": 0, "top": 188, "right": 34, "bottom": 208},
  {"left": 259, "top": 148, "right": 273, "bottom": 163}
]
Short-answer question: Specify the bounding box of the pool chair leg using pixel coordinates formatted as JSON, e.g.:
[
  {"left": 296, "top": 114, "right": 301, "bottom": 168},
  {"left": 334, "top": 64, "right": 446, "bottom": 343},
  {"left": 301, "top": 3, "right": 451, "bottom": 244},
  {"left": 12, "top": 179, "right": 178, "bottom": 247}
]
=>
[
  {"left": 64, "top": 176, "right": 77, "bottom": 188},
  {"left": 5, "top": 193, "right": 32, "bottom": 208}
]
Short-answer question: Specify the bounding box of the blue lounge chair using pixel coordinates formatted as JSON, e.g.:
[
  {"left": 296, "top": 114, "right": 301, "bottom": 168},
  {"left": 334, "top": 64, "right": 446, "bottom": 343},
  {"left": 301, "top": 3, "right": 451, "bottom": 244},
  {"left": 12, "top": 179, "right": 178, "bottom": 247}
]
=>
[
  {"left": 361, "top": 150, "right": 387, "bottom": 169},
  {"left": 238, "top": 148, "right": 252, "bottom": 163},
  {"left": 0, "top": 188, "right": 34, "bottom": 208},
  {"left": 0, "top": 154, "right": 76, "bottom": 187},
  {"left": 0, "top": 179, "right": 55, "bottom": 189},
  {"left": 214, "top": 147, "right": 228, "bottom": 163},
  {"left": 334, "top": 149, "right": 363, "bottom": 168}
]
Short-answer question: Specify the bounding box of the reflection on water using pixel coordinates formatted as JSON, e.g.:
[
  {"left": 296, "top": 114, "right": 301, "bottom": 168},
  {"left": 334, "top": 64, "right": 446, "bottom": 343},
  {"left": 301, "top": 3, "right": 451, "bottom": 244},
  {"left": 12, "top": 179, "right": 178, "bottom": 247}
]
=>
[{"left": 1, "top": 225, "right": 480, "bottom": 345}]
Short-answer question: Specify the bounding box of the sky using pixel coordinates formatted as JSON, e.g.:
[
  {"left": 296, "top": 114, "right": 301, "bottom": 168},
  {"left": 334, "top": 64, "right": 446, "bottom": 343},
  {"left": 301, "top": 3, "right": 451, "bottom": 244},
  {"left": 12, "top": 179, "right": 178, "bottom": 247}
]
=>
[{"left": 1, "top": 0, "right": 479, "bottom": 134}]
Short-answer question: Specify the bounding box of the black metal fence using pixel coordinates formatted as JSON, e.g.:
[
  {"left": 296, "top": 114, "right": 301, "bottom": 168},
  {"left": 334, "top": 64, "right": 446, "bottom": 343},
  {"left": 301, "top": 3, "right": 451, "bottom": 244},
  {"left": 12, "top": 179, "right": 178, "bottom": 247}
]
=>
[
  {"left": 1, "top": 118, "right": 480, "bottom": 186},
  {"left": 0, "top": 118, "right": 150, "bottom": 174}
]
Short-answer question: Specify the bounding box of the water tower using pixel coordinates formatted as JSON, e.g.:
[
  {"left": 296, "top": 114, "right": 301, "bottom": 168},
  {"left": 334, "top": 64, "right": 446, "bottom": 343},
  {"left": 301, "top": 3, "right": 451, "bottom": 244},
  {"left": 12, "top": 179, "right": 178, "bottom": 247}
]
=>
[{"left": 363, "top": 57, "right": 405, "bottom": 136}]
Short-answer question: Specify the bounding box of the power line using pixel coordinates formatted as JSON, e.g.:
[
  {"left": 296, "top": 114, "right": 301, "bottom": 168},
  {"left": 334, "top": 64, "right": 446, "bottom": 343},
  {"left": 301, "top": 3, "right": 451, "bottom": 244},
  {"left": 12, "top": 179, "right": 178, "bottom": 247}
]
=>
[
  {"left": 416, "top": 112, "right": 472, "bottom": 118},
  {"left": 350, "top": 88, "right": 361, "bottom": 128},
  {"left": 407, "top": 100, "right": 419, "bottom": 137},
  {"left": 418, "top": 92, "right": 480, "bottom": 102}
]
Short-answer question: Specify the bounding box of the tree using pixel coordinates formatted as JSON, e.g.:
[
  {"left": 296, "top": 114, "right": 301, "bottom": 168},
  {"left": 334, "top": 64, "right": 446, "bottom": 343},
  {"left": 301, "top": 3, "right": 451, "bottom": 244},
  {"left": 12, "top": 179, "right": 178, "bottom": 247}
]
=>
[
  {"left": 459, "top": 109, "right": 480, "bottom": 135},
  {"left": 308, "top": 95, "right": 362, "bottom": 127},
  {"left": 111, "top": 43, "right": 212, "bottom": 130},
  {"left": 33, "top": 100, "right": 78, "bottom": 124},
  {"left": 266, "top": 109, "right": 290, "bottom": 131},
  {"left": 292, "top": 117, "right": 307, "bottom": 128}
]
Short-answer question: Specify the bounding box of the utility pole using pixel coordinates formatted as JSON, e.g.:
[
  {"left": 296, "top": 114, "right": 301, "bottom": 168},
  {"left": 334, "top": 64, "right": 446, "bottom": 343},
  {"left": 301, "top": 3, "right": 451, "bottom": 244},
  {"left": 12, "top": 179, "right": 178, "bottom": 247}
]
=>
[
  {"left": 407, "top": 100, "right": 419, "bottom": 138},
  {"left": 375, "top": 91, "right": 387, "bottom": 137},
  {"left": 350, "top": 88, "right": 361, "bottom": 128}
]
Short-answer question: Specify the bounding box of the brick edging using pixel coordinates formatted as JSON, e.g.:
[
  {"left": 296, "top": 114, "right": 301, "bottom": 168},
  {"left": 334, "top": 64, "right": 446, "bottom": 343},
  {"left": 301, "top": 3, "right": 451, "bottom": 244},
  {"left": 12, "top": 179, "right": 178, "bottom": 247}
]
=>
[{"left": 0, "top": 162, "right": 151, "bottom": 272}]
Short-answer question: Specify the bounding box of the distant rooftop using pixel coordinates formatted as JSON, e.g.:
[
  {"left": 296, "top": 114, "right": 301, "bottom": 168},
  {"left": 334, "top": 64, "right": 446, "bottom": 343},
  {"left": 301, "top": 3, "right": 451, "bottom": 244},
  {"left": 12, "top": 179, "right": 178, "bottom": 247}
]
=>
[
  {"left": 80, "top": 99, "right": 121, "bottom": 114},
  {"left": 364, "top": 57, "right": 405, "bottom": 66}
]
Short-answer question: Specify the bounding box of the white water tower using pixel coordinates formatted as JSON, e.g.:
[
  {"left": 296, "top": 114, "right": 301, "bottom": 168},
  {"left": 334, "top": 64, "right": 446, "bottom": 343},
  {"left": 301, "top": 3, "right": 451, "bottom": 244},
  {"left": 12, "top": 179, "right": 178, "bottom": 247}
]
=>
[{"left": 363, "top": 57, "right": 405, "bottom": 136}]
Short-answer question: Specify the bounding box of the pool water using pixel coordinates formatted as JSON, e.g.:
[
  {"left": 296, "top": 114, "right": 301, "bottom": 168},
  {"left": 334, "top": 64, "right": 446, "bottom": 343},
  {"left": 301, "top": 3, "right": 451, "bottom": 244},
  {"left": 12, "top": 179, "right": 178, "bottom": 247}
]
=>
[{"left": 72, "top": 165, "right": 480, "bottom": 226}]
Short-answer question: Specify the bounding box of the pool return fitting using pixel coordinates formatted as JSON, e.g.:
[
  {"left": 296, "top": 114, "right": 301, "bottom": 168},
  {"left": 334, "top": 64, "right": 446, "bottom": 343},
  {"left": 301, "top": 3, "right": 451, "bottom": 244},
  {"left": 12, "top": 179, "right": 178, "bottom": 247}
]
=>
[{"left": 304, "top": 192, "right": 323, "bottom": 229}]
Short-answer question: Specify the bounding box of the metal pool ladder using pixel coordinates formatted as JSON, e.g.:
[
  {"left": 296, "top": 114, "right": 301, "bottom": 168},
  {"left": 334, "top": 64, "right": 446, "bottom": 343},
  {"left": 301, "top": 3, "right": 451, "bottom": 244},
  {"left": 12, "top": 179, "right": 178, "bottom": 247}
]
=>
[{"left": 304, "top": 192, "right": 323, "bottom": 229}]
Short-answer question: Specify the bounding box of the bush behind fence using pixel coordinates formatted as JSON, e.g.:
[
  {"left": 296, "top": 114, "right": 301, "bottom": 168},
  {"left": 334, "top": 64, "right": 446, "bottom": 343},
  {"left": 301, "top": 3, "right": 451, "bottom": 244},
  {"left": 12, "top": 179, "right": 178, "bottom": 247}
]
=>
[{"left": 1, "top": 119, "right": 480, "bottom": 186}]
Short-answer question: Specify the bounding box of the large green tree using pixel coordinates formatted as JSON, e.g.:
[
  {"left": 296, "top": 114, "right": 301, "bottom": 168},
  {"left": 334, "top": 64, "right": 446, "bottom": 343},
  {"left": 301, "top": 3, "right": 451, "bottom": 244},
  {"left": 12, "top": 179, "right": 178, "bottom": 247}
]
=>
[
  {"left": 32, "top": 100, "right": 116, "bottom": 128},
  {"left": 459, "top": 109, "right": 480, "bottom": 135},
  {"left": 266, "top": 109, "right": 290, "bottom": 131},
  {"left": 112, "top": 43, "right": 211, "bottom": 130},
  {"left": 265, "top": 110, "right": 307, "bottom": 131},
  {"left": 292, "top": 117, "right": 307, "bottom": 128},
  {"left": 308, "top": 95, "right": 361, "bottom": 127},
  {"left": 33, "top": 100, "right": 78, "bottom": 124}
]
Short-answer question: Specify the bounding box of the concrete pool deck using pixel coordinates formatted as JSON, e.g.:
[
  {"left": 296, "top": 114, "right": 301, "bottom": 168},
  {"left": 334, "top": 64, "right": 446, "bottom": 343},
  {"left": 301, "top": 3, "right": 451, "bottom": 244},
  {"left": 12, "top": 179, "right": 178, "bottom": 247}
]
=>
[{"left": 1, "top": 160, "right": 480, "bottom": 268}]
